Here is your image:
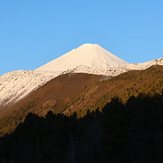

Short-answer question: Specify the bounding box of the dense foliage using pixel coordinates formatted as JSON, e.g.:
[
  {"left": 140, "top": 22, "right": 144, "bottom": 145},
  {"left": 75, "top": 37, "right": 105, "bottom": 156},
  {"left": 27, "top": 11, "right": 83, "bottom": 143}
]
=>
[
  {"left": 0, "top": 99, "right": 38, "bottom": 136},
  {"left": 0, "top": 92, "right": 163, "bottom": 163}
]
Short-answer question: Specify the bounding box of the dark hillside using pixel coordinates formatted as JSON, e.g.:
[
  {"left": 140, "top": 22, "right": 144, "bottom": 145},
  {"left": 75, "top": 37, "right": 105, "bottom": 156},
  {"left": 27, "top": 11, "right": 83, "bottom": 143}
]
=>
[
  {"left": 0, "top": 93, "right": 163, "bottom": 163},
  {"left": 0, "top": 65, "right": 162, "bottom": 136}
]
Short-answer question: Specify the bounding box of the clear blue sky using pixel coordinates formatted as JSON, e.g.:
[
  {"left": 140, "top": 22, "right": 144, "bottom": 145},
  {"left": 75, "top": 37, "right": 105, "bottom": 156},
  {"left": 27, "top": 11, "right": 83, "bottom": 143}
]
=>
[{"left": 1, "top": 0, "right": 163, "bottom": 76}]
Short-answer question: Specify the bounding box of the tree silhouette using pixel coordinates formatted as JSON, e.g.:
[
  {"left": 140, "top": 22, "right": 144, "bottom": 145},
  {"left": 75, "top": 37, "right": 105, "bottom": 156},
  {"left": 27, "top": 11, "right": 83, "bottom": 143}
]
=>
[{"left": 0, "top": 93, "right": 163, "bottom": 162}]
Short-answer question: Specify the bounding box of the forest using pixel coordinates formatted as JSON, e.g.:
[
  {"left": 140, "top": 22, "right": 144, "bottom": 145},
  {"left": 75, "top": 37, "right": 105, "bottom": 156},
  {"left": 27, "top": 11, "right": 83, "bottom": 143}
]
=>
[{"left": 0, "top": 92, "right": 163, "bottom": 163}]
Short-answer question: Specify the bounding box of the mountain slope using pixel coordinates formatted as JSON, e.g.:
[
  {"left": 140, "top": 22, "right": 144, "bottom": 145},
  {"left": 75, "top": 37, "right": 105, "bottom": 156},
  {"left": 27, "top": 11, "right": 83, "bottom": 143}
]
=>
[
  {"left": 2, "top": 65, "right": 163, "bottom": 117},
  {"left": 0, "top": 65, "right": 162, "bottom": 136},
  {"left": 63, "top": 57, "right": 163, "bottom": 76},
  {"left": 0, "top": 70, "right": 56, "bottom": 110}
]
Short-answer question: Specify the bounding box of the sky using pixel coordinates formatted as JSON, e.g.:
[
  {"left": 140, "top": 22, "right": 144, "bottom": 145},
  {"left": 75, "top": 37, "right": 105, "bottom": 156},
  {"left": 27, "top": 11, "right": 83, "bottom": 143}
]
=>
[{"left": 0, "top": 0, "right": 163, "bottom": 76}]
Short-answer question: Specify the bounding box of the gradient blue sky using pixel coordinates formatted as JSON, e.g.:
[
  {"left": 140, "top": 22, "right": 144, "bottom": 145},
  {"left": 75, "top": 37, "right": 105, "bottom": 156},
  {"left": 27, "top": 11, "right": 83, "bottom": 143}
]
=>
[{"left": 1, "top": 0, "right": 163, "bottom": 76}]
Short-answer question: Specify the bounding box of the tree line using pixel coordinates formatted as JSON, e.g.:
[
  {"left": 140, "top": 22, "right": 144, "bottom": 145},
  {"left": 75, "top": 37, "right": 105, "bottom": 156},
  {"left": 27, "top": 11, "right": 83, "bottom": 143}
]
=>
[{"left": 0, "top": 92, "right": 163, "bottom": 163}]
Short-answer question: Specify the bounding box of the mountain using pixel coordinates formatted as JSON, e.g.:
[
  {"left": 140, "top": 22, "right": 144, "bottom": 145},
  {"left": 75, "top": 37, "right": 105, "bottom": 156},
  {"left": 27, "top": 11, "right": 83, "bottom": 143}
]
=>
[
  {"left": 0, "top": 43, "right": 163, "bottom": 111},
  {"left": 0, "top": 43, "right": 163, "bottom": 162},
  {"left": 36, "top": 43, "right": 128, "bottom": 74},
  {"left": 0, "top": 43, "right": 127, "bottom": 110}
]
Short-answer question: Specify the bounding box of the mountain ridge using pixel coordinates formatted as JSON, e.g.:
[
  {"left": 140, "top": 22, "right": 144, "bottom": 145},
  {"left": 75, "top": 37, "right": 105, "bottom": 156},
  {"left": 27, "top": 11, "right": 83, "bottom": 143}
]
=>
[
  {"left": 0, "top": 43, "right": 163, "bottom": 111},
  {"left": 0, "top": 65, "right": 162, "bottom": 136}
]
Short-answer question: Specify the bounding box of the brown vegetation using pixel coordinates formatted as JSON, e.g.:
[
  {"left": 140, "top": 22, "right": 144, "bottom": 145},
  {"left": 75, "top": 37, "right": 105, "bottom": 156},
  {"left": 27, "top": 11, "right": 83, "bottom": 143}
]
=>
[{"left": 0, "top": 65, "right": 163, "bottom": 136}]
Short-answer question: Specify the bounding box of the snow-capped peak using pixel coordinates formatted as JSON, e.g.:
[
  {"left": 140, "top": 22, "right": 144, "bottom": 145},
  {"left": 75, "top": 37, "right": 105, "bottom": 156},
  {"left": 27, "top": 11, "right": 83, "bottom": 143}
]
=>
[
  {"left": 36, "top": 43, "right": 128, "bottom": 74},
  {"left": 0, "top": 43, "right": 162, "bottom": 111}
]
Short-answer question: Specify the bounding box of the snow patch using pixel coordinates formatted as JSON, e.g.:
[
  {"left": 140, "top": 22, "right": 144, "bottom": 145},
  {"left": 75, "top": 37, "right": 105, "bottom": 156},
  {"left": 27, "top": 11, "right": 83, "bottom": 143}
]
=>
[
  {"left": 0, "top": 70, "right": 56, "bottom": 108},
  {"left": 62, "top": 58, "right": 163, "bottom": 76}
]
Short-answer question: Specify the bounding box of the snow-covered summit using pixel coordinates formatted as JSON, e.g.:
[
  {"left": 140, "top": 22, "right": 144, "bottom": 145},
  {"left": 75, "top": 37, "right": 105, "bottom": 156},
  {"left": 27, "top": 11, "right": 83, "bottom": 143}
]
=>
[{"left": 36, "top": 43, "right": 128, "bottom": 74}]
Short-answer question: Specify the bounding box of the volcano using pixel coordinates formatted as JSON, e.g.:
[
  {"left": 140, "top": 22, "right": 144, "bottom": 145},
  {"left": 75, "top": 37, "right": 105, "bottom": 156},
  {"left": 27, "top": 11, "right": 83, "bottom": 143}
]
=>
[{"left": 36, "top": 43, "right": 128, "bottom": 74}]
